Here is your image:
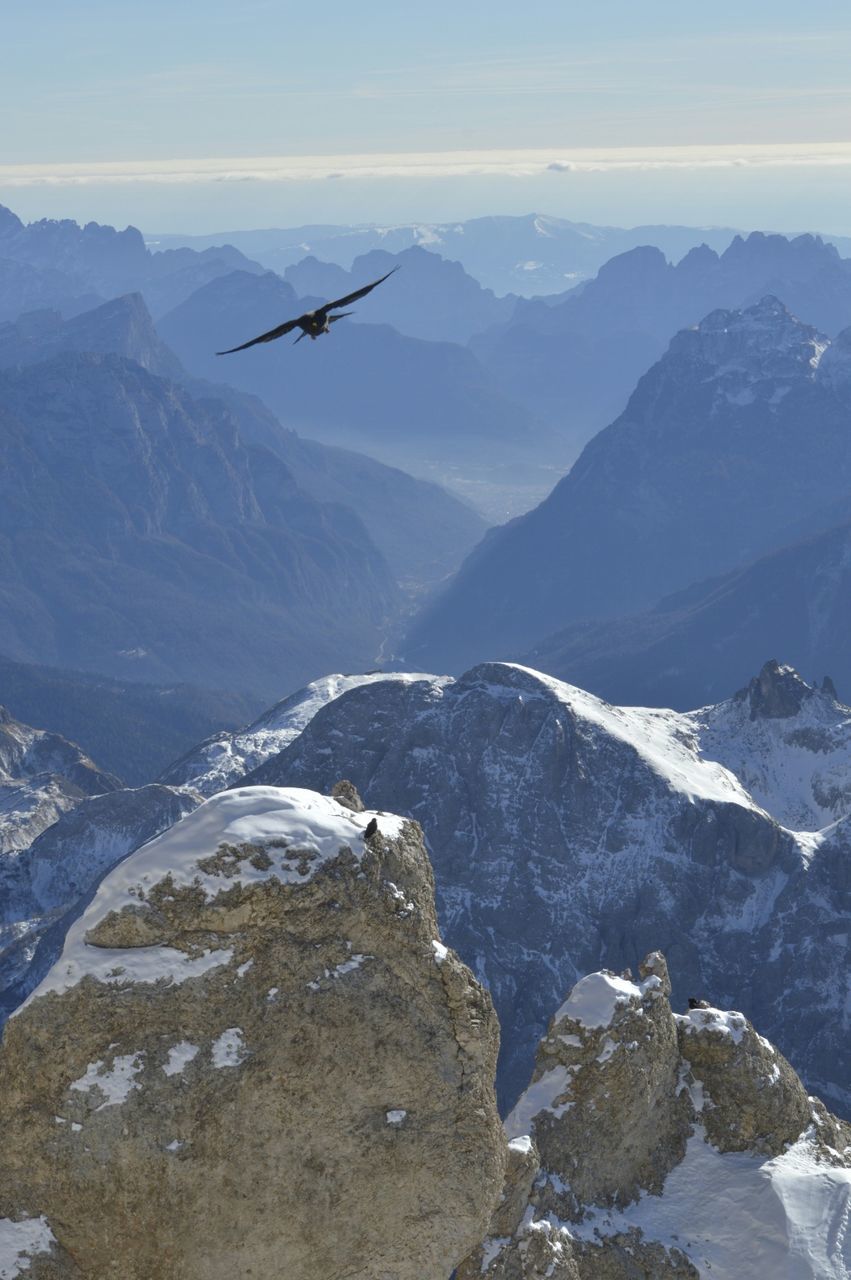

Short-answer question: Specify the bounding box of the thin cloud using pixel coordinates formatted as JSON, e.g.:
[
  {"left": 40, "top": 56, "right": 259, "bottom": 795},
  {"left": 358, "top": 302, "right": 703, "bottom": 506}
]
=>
[{"left": 4, "top": 143, "right": 851, "bottom": 187}]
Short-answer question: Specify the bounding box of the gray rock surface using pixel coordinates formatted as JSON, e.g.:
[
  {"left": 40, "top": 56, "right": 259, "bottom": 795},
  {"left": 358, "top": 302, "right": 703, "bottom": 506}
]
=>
[{"left": 0, "top": 784, "right": 504, "bottom": 1280}]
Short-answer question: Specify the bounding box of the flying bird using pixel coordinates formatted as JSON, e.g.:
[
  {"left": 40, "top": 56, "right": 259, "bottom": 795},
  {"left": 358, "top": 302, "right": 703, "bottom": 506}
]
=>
[{"left": 216, "top": 267, "right": 399, "bottom": 355}]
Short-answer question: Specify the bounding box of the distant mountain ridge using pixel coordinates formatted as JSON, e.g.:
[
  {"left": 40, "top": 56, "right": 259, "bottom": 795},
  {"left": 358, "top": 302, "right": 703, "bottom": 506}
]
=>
[
  {"left": 0, "top": 202, "right": 266, "bottom": 321},
  {"left": 0, "top": 349, "right": 398, "bottom": 696},
  {"left": 157, "top": 267, "right": 560, "bottom": 515},
  {"left": 145, "top": 213, "right": 749, "bottom": 295},
  {"left": 405, "top": 296, "right": 851, "bottom": 673},
  {"left": 284, "top": 244, "right": 517, "bottom": 343},
  {"left": 0, "top": 291, "right": 487, "bottom": 589},
  {"left": 471, "top": 230, "right": 851, "bottom": 454}
]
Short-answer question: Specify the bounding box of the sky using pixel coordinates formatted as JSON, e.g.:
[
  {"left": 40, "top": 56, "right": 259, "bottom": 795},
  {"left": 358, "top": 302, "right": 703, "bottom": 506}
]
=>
[{"left": 3, "top": 0, "right": 851, "bottom": 235}]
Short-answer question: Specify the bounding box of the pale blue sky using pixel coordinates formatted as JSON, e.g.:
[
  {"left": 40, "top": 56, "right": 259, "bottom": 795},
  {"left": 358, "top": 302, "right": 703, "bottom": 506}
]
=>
[{"left": 3, "top": 0, "right": 851, "bottom": 233}]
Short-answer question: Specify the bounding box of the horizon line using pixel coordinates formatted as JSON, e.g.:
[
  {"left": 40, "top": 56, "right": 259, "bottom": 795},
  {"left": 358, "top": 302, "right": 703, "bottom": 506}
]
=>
[{"left": 4, "top": 142, "right": 851, "bottom": 187}]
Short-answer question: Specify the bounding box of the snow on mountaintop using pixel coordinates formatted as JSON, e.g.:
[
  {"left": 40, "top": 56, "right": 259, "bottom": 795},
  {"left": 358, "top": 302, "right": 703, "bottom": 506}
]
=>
[
  {"left": 516, "top": 666, "right": 759, "bottom": 810},
  {"left": 21, "top": 786, "right": 405, "bottom": 1008},
  {"left": 688, "top": 663, "right": 851, "bottom": 831},
  {"left": 676, "top": 1006, "right": 748, "bottom": 1044},
  {"left": 553, "top": 970, "right": 660, "bottom": 1029},
  {"left": 567, "top": 1125, "right": 851, "bottom": 1279},
  {"left": 161, "top": 672, "right": 446, "bottom": 797},
  {"left": 674, "top": 295, "right": 830, "bottom": 384}
]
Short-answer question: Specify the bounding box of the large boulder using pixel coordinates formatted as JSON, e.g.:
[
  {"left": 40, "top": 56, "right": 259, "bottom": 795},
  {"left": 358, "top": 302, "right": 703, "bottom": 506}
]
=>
[{"left": 0, "top": 785, "right": 505, "bottom": 1280}]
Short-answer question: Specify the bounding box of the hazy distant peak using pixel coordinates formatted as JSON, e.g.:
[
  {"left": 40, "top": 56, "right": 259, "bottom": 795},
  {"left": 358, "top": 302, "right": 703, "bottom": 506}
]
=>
[
  {"left": 669, "top": 295, "right": 829, "bottom": 385},
  {"left": 721, "top": 228, "right": 841, "bottom": 273},
  {"left": 0, "top": 205, "right": 24, "bottom": 235}
]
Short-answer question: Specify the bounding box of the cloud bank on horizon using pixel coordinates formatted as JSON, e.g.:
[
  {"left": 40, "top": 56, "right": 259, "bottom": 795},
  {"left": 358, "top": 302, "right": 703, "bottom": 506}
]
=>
[{"left": 5, "top": 143, "right": 851, "bottom": 189}]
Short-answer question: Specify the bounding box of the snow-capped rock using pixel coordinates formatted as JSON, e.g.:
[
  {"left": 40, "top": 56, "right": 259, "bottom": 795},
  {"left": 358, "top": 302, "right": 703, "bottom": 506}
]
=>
[
  {"left": 0, "top": 785, "right": 504, "bottom": 1280},
  {"left": 248, "top": 661, "right": 851, "bottom": 1115},
  {"left": 459, "top": 953, "right": 851, "bottom": 1279},
  {"left": 0, "top": 784, "right": 199, "bottom": 1019},
  {"left": 690, "top": 659, "right": 851, "bottom": 830},
  {"left": 0, "top": 705, "right": 120, "bottom": 857},
  {"left": 160, "top": 671, "right": 444, "bottom": 796}
]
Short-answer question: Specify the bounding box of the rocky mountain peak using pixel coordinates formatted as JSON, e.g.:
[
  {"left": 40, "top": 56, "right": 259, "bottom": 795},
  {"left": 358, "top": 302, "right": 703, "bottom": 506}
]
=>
[
  {"left": 0, "top": 707, "right": 121, "bottom": 855},
  {"left": 0, "top": 291, "right": 183, "bottom": 379},
  {"left": 720, "top": 229, "right": 841, "bottom": 275},
  {"left": 737, "top": 658, "right": 822, "bottom": 719},
  {"left": 817, "top": 323, "right": 851, "bottom": 391},
  {"left": 0, "top": 785, "right": 505, "bottom": 1279},
  {"left": 669, "top": 295, "right": 829, "bottom": 389},
  {"left": 461, "top": 953, "right": 851, "bottom": 1279},
  {"left": 594, "top": 242, "right": 669, "bottom": 287}
]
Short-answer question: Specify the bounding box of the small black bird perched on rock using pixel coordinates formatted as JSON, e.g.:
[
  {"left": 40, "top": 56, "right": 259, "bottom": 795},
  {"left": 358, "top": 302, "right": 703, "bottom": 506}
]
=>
[
  {"left": 364, "top": 817, "right": 379, "bottom": 840},
  {"left": 216, "top": 267, "right": 398, "bottom": 354}
]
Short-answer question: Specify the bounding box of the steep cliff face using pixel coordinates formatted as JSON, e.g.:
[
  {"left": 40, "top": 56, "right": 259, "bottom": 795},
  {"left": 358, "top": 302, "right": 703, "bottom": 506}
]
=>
[
  {"left": 460, "top": 954, "right": 851, "bottom": 1280},
  {"left": 248, "top": 661, "right": 850, "bottom": 1115},
  {"left": 0, "top": 785, "right": 504, "bottom": 1280}
]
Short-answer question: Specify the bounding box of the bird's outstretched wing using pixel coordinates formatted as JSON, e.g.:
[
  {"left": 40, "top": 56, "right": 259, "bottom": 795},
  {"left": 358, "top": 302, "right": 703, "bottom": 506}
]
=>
[
  {"left": 216, "top": 315, "right": 302, "bottom": 355},
  {"left": 319, "top": 266, "right": 399, "bottom": 316}
]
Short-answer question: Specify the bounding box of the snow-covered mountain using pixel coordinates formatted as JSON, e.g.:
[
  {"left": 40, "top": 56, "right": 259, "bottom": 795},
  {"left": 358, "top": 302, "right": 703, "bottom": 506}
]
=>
[
  {"left": 160, "top": 671, "right": 443, "bottom": 796},
  {"left": 0, "top": 705, "right": 120, "bottom": 856},
  {"left": 405, "top": 297, "right": 851, "bottom": 674},
  {"left": 0, "top": 783, "right": 198, "bottom": 1019},
  {"left": 246, "top": 660, "right": 851, "bottom": 1116},
  {"left": 4, "top": 658, "right": 849, "bottom": 1125},
  {"left": 0, "top": 705, "right": 196, "bottom": 1019}
]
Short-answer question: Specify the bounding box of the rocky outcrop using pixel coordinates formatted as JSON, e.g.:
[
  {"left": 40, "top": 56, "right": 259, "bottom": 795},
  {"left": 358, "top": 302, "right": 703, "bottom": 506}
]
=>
[
  {"left": 460, "top": 953, "right": 851, "bottom": 1280},
  {"left": 0, "top": 785, "right": 504, "bottom": 1280}
]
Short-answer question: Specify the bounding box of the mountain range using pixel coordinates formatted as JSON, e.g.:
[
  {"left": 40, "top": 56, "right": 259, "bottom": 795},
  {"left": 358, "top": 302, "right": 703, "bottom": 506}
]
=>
[
  {"left": 405, "top": 297, "right": 851, "bottom": 673},
  {"left": 2, "top": 656, "right": 849, "bottom": 1130},
  {"left": 157, "top": 267, "right": 559, "bottom": 514},
  {"left": 147, "top": 212, "right": 833, "bottom": 296},
  {"left": 0, "top": 349, "right": 399, "bottom": 696},
  {"left": 471, "top": 230, "right": 851, "bottom": 456},
  {"left": 0, "top": 203, "right": 266, "bottom": 320}
]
